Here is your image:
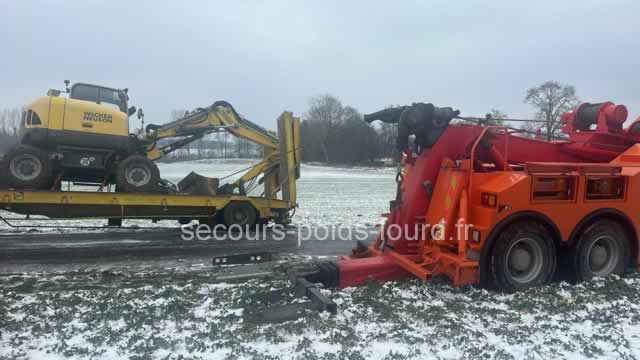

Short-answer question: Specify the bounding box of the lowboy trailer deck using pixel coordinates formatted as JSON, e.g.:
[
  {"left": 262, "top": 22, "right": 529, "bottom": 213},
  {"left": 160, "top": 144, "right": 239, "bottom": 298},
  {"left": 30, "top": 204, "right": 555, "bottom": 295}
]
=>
[{"left": 0, "top": 190, "right": 293, "bottom": 227}]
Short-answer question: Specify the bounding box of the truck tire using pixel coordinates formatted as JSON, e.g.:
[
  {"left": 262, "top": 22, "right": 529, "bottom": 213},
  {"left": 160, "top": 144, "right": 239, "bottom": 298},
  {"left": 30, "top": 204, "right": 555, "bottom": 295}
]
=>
[
  {"left": 115, "top": 155, "right": 160, "bottom": 193},
  {"left": 5, "top": 145, "right": 51, "bottom": 189},
  {"left": 490, "top": 222, "right": 556, "bottom": 292},
  {"left": 573, "top": 220, "right": 628, "bottom": 282},
  {"left": 223, "top": 202, "right": 257, "bottom": 228}
]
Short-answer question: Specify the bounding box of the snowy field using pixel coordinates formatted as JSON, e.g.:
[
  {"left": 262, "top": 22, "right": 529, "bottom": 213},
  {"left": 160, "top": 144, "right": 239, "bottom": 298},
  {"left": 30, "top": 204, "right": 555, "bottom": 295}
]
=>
[
  {"left": 2, "top": 160, "right": 640, "bottom": 359},
  {"left": 3, "top": 269, "right": 640, "bottom": 359}
]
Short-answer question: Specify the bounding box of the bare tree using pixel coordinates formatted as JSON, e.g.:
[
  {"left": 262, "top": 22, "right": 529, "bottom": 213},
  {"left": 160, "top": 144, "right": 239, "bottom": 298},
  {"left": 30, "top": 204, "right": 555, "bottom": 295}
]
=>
[
  {"left": 488, "top": 109, "right": 508, "bottom": 126},
  {"left": 378, "top": 122, "right": 398, "bottom": 161},
  {"left": 524, "top": 81, "right": 579, "bottom": 140},
  {"left": 0, "top": 108, "right": 22, "bottom": 153},
  {"left": 302, "top": 95, "right": 344, "bottom": 163},
  {"left": 300, "top": 95, "right": 386, "bottom": 164},
  {"left": 454, "top": 108, "right": 507, "bottom": 126}
]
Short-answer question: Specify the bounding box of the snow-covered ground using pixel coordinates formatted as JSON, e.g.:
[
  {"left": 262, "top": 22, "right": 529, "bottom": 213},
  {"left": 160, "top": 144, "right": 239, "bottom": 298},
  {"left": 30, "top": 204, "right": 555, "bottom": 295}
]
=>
[
  {"left": 3, "top": 160, "right": 640, "bottom": 359},
  {"left": 0, "top": 159, "right": 396, "bottom": 232},
  {"left": 3, "top": 268, "right": 640, "bottom": 359}
]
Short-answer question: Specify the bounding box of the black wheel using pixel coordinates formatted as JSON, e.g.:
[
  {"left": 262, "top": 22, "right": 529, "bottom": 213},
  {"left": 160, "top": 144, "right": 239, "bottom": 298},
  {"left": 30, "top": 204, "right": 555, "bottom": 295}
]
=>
[
  {"left": 5, "top": 145, "right": 51, "bottom": 189},
  {"left": 573, "top": 220, "right": 628, "bottom": 282},
  {"left": 490, "top": 222, "right": 556, "bottom": 292},
  {"left": 223, "top": 202, "right": 257, "bottom": 228},
  {"left": 115, "top": 155, "right": 160, "bottom": 193}
]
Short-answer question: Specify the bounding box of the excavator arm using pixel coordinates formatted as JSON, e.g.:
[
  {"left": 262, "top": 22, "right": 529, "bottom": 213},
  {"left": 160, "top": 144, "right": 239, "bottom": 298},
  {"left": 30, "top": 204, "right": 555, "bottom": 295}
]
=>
[
  {"left": 143, "top": 101, "right": 279, "bottom": 161},
  {"left": 139, "top": 101, "right": 300, "bottom": 206}
]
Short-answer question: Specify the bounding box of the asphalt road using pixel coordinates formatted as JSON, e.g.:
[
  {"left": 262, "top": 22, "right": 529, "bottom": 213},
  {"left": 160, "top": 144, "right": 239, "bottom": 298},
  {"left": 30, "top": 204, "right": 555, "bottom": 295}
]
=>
[{"left": 0, "top": 226, "right": 378, "bottom": 273}]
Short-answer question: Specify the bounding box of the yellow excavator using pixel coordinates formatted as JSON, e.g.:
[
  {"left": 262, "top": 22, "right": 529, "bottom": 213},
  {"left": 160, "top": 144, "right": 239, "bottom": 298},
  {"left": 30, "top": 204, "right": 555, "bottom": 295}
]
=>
[
  {"left": 6, "top": 81, "right": 298, "bottom": 191},
  {"left": 1, "top": 81, "right": 300, "bottom": 226}
]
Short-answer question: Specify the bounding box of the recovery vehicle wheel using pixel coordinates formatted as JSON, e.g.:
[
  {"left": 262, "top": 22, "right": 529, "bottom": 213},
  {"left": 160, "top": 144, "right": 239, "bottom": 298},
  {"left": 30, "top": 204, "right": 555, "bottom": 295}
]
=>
[
  {"left": 223, "top": 201, "right": 257, "bottom": 228},
  {"left": 573, "top": 220, "right": 628, "bottom": 282},
  {"left": 490, "top": 222, "right": 556, "bottom": 292},
  {"left": 5, "top": 145, "right": 51, "bottom": 189},
  {"left": 115, "top": 155, "right": 160, "bottom": 193}
]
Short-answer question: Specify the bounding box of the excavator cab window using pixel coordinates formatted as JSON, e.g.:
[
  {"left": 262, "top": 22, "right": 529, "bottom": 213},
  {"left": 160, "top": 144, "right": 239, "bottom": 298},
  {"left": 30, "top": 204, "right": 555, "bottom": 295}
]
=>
[{"left": 70, "top": 83, "right": 127, "bottom": 113}]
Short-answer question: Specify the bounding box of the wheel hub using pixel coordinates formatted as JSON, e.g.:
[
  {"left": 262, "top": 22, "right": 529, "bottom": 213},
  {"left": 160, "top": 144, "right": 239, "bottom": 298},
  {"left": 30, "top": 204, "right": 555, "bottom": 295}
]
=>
[
  {"left": 510, "top": 248, "right": 532, "bottom": 272},
  {"left": 506, "top": 237, "right": 544, "bottom": 284},
  {"left": 10, "top": 155, "right": 42, "bottom": 181},
  {"left": 588, "top": 236, "right": 618, "bottom": 276},
  {"left": 126, "top": 167, "right": 151, "bottom": 186},
  {"left": 233, "top": 209, "right": 248, "bottom": 223},
  {"left": 590, "top": 245, "right": 608, "bottom": 268}
]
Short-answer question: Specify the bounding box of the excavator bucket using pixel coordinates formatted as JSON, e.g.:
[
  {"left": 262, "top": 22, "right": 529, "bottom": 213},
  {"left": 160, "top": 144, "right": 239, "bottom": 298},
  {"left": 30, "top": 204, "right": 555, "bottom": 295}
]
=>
[{"left": 177, "top": 172, "right": 219, "bottom": 196}]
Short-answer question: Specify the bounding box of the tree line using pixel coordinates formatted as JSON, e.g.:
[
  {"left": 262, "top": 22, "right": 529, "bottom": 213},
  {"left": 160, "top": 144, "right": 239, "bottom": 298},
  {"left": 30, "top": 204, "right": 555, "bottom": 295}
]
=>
[
  {"left": 300, "top": 95, "right": 397, "bottom": 164},
  {"left": 300, "top": 80, "right": 578, "bottom": 164},
  {"left": 0, "top": 80, "right": 579, "bottom": 163},
  {"left": 0, "top": 109, "right": 20, "bottom": 153}
]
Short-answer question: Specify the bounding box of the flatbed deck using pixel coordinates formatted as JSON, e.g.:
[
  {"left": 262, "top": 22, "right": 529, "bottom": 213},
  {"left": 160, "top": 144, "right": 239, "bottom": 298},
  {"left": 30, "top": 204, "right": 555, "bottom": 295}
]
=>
[{"left": 0, "top": 189, "right": 291, "bottom": 224}]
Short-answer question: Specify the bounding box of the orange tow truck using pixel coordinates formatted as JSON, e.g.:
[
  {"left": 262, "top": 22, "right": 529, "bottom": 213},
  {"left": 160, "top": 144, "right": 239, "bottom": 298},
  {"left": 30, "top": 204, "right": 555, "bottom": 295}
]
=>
[{"left": 328, "top": 101, "right": 640, "bottom": 291}]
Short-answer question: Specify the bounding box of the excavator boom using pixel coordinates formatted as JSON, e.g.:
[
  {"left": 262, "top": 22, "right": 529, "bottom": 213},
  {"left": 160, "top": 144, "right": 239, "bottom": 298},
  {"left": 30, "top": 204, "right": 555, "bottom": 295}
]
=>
[
  {"left": 144, "top": 101, "right": 279, "bottom": 161},
  {"left": 138, "top": 100, "right": 300, "bottom": 205}
]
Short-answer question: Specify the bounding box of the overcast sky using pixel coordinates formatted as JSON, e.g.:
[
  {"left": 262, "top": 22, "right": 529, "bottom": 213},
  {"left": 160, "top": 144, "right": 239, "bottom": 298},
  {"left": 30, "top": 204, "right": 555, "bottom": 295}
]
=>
[{"left": 2, "top": 0, "right": 639, "bottom": 129}]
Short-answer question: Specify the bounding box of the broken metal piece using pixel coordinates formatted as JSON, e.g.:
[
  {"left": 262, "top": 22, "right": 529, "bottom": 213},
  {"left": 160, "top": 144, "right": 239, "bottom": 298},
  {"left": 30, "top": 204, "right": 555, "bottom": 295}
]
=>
[{"left": 214, "top": 255, "right": 339, "bottom": 322}]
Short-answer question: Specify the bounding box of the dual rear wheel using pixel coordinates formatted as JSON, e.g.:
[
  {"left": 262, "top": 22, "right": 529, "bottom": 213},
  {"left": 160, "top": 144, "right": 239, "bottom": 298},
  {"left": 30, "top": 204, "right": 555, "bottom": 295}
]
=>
[{"left": 490, "top": 220, "right": 628, "bottom": 292}]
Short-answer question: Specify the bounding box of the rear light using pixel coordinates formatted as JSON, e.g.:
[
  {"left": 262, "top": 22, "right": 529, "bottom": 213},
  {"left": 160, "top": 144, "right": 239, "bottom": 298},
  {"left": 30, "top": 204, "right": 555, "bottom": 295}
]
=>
[{"left": 481, "top": 193, "right": 497, "bottom": 207}]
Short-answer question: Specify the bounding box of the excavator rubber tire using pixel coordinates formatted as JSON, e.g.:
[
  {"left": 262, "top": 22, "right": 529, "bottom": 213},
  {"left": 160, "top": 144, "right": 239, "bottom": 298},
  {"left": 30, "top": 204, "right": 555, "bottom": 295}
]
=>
[
  {"left": 490, "top": 221, "right": 556, "bottom": 292},
  {"left": 223, "top": 201, "right": 258, "bottom": 229},
  {"left": 115, "top": 155, "right": 160, "bottom": 193},
  {"left": 5, "top": 145, "right": 52, "bottom": 190},
  {"left": 573, "top": 219, "right": 629, "bottom": 282}
]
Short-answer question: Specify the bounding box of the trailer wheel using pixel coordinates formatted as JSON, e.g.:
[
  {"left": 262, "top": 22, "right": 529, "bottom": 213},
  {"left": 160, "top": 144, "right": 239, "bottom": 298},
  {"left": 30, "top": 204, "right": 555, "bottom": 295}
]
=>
[
  {"left": 223, "top": 202, "right": 257, "bottom": 228},
  {"left": 490, "top": 222, "right": 556, "bottom": 292},
  {"left": 115, "top": 155, "right": 160, "bottom": 193},
  {"left": 573, "top": 220, "right": 628, "bottom": 281},
  {"left": 5, "top": 145, "right": 51, "bottom": 189}
]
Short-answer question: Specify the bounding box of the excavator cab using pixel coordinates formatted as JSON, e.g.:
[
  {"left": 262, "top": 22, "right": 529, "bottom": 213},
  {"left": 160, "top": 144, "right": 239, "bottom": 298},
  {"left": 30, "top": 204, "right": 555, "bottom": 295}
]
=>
[
  {"left": 62, "top": 83, "right": 131, "bottom": 138},
  {"left": 69, "top": 83, "right": 129, "bottom": 113},
  {"left": 7, "top": 81, "right": 144, "bottom": 191}
]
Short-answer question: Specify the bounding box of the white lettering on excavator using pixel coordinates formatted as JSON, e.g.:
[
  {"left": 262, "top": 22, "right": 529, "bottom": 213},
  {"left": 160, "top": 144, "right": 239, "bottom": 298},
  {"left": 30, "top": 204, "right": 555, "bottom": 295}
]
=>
[{"left": 83, "top": 112, "right": 112, "bottom": 123}]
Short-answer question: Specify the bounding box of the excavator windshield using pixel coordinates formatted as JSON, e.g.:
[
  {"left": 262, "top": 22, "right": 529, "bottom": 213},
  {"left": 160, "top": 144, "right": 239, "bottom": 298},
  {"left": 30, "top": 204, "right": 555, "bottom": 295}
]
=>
[{"left": 70, "top": 83, "right": 128, "bottom": 113}]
